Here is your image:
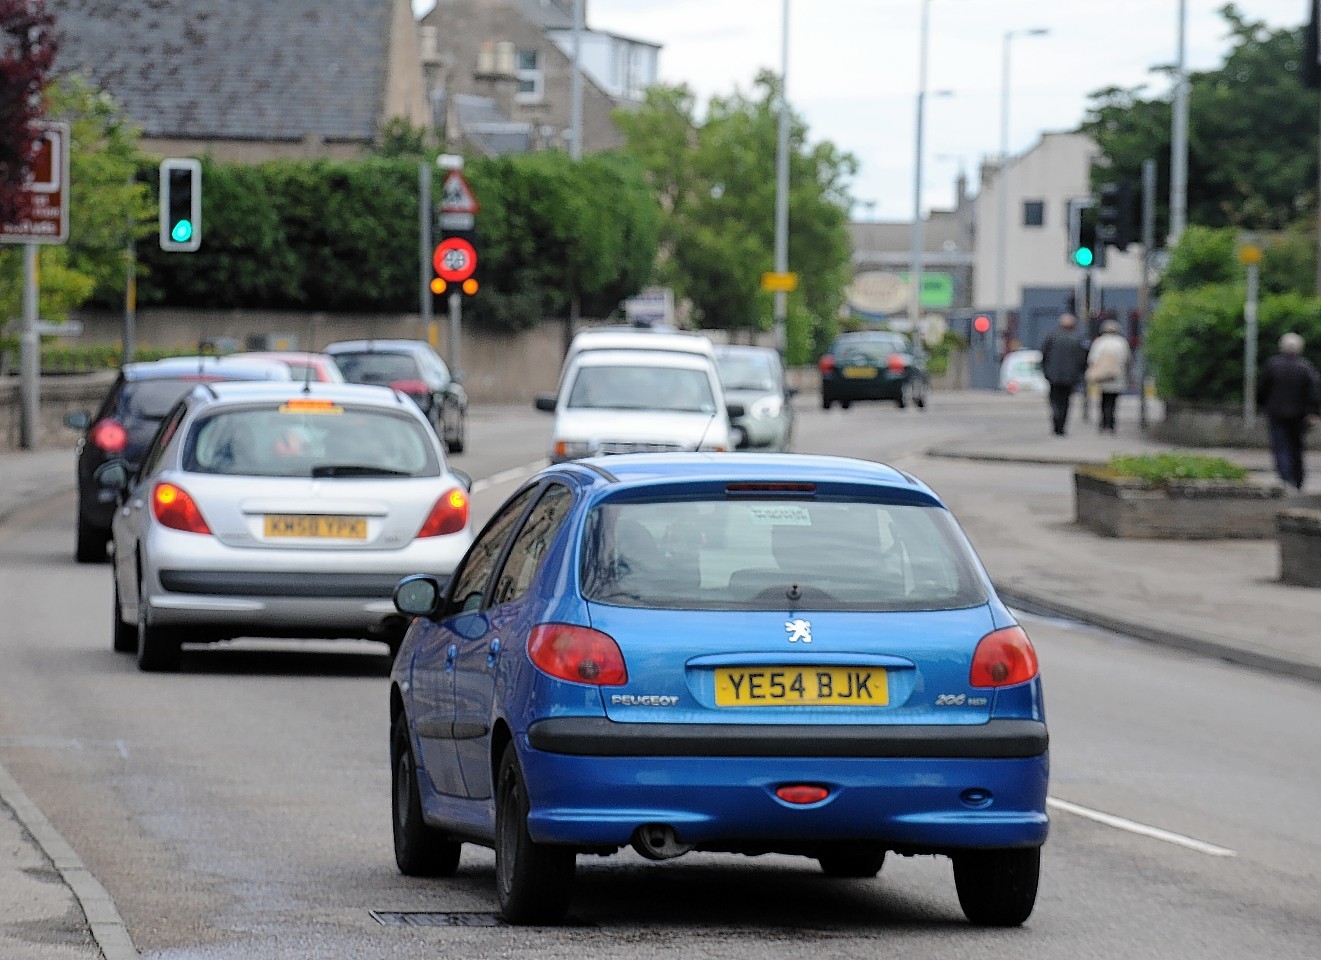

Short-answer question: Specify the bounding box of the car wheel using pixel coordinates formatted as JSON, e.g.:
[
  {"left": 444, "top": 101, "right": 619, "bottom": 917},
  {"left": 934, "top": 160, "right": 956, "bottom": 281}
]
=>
[
  {"left": 112, "top": 582, "right": 136, "bottom": 653},
  {"left": 442, "top": 399, "right": 465, "bottom": 454},
  {"left": 817, "top": 847, "right": 886, "bottom": 878},
  {"left": 495, "top": 744, "right": 575, "bottom": 925},
  {"left": 821, "top": 394, "right": 832, "bottom": 410},
  {"left": 391, "top": 713, "right": 461, "bottom": 877},
  {"left": 75, "top": 515, "right": 107, "bottom": 564},
  {"left": 136, "top": 585, "right": 181, "bottom": 673},
  {"left": 952, "top": 847, "right": 1040, "bottom": 927},
  {"left": 839, "top": 399, "right": 852, "bottom": 410}
]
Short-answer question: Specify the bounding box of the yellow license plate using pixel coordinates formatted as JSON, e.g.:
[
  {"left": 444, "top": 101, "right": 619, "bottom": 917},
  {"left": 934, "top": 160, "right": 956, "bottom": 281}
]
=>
[
  {"left": 842, "top": 366, "right": 877, "bottom": 379},
  {"left": 714, "top": 667, "right": 887, "bottom": 706},
  {"left": 264, "top": 515, "right": 367, "bottom": 539}
]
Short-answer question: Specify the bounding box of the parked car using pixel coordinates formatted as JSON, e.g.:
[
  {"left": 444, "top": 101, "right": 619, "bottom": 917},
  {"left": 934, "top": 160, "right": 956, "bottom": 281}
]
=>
[
  {"left": 387, "top": 453, "right": 1049, "bottom": 926},
  {"left": 64, "top": 355, "right": 294, "bottom": 563},
  {"left": 819, "top": 331, "right": 929, "bottom": 410},
  {"left": 323, "top": 340, "right": 467, "bottom": 454},
  {"left": 999, "top": 349, "right": 1048, "bottom": 396},
  {"left": 233, "top": 351, "right": 345, "bottom": 383},
  {"left": 715, "top": 344, "right": 796, "bottom": 451},
  {"left": 96, "top": 381, "right": 474, "bottom": 672},
  {"left": 533, "top": 338, "right": 741, "bottom": 461}
]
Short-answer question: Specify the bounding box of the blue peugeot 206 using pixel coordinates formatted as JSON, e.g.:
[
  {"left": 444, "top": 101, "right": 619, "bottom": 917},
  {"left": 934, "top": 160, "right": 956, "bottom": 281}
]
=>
[{"left": 388, "top": 453, "right": 1048, "bottom": 926}]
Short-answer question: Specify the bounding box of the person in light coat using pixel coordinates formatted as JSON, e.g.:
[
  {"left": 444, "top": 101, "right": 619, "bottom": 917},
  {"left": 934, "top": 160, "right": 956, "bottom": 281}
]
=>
[{"left": 1086, "top": 319, "right": 1131, "bottom": 433}]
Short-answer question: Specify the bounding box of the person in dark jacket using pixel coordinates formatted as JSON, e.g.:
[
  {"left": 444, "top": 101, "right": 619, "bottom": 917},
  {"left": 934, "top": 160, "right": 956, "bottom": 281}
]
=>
[
  {"left": 1040, "top": 313, "right": 1089, "bottom": 436},
  {"left": 1258, "top": 332, "right": 1321, "bottom": 491}
]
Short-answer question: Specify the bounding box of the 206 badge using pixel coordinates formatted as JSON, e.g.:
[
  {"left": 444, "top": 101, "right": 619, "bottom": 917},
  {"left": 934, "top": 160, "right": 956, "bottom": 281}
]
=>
[{"left": 785, "top": 618, "right": 812, "bottom": 643}]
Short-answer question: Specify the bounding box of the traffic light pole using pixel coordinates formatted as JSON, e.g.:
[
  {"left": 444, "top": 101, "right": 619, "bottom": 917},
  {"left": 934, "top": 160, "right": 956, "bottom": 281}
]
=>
[
  {"left": 419, "top": 162, "right": 433, "bottom": 341},
  {"left": 19, "top": 244, "right": 39, "bottom": 449}
]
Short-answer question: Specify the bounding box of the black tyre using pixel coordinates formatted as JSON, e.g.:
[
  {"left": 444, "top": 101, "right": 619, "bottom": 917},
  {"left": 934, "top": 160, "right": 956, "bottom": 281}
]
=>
[
  {"left": 112, "top": 582, "right": 136, "bottom": 653},
  {"left": 821, "top": 394, "right": 833, "bottom": 410},
  {"left": 391, "top": 713, "right": 461, "bottom": 876},
  {"left": 444, "top": 402, "right": 466, "bottom": 454},
  {"left": 75, "top": 516, "right": 107, "bottom": 564},
  {"left": 817, "top": 847, "right": 887, "bottom": 878},
  {"left": 839, "top": 399, "right": 852, "bottom": 410},
  {"left": 953, "top": 847, "right": 1040, "bottom": 927},
  {"left": 136, "top": 587, "right": 181, "bottom": 673},
  {"left": 495, "top": 744, "right": 575, "bottom": 925}
]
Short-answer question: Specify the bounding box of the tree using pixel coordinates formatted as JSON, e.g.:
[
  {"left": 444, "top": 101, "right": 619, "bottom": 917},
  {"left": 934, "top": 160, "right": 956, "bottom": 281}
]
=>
[
  {"left": 1081, "top": 5, "right": 1315, "bottom": 238},
  {"left": 0, "top": 0, "right": 56, "bottom": 227},
  {"left": 616, "top": 73, "right": 856, "bottom": 362}
]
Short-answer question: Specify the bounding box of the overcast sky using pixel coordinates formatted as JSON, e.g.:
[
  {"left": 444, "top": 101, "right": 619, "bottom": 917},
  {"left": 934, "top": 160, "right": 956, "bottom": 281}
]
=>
[{"left": 417, "top": 1, "right": 1311, "bottom": 220}]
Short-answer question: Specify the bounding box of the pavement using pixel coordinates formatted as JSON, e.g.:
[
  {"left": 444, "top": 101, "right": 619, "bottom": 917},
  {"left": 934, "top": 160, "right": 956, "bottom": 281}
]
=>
[{"left": 0, "top": 392, "right": 1317, "bottom": 959}]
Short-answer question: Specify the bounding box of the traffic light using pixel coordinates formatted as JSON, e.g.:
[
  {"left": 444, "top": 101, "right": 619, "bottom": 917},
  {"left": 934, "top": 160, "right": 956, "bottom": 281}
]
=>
[
  {"left": 1067, "top": 198, "right": 1098, "bottom": 268},
  {"left": 1097, "top": 181, "right": 1134, "bottom": 251},
  {"left": 159, "top": 158, "right": 201, "bottom": 252}
]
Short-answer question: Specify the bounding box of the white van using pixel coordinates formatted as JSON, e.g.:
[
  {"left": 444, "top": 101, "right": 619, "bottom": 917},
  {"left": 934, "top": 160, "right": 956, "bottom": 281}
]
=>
[{"left": 534, "top": 336, "right": 741, "bottom": 462}]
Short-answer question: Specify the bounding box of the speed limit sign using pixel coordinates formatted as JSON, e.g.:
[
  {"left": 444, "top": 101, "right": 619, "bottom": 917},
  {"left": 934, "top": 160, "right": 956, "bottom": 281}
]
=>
[{"left": 433, "top": 237, "right": 477, "bottom": 282}]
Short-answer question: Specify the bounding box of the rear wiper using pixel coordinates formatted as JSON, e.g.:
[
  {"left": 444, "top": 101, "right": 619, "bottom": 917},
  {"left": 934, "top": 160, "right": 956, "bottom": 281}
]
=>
[{"left": 311, "top": 464, "right": 413, "bottom": 478}]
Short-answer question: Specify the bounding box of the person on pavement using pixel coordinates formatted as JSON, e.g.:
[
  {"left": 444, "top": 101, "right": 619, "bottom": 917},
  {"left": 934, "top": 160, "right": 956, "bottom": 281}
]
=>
[
  {"left": 1086, "top": 318, "right": 1131, "bottom": 433},
  {"left": 1257, "top": 331, "right": 1321, "bottom": 492},
  {"left": 1040, "top": 313, "right": 1089, "bottom": 436}
]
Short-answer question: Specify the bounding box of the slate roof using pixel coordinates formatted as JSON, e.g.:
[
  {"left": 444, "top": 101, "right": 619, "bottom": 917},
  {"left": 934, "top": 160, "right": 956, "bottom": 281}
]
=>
[{"left": 49, "top": 0, "right": 394, "bottom": 143}]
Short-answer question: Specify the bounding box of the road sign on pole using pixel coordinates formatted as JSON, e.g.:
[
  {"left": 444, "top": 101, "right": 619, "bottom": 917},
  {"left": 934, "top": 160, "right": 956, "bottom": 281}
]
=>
[
  {"left": 0, "top": 121, "right": 70, "bottom": 245},
  {"left": 433, "top": 236, "right": 478, "bottom": 283}
]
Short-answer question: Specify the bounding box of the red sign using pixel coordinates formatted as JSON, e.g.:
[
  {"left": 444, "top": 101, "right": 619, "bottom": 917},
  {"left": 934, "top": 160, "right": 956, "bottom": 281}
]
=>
[
  {"left": 433, "top": 237, "right": 477, "bottom": 283},
  {"left": 0, "top": 121, "right": 70, "bottom": 244},
  {"left": 439, "top": 170, "right": 479, "bottom": 215}
]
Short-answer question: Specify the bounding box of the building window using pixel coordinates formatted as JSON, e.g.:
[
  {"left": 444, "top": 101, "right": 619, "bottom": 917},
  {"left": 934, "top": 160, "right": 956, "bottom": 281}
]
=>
[
  {"left": 1023, "top": 200, "right": 1044, "bottom": 227},
  {"left": 516, "top": 49, "right": 543, "bottom": 103}
]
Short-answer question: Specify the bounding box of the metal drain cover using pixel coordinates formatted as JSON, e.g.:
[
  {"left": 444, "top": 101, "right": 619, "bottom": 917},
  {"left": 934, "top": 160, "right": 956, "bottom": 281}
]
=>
[{"left": 371, "top": 911, "right": 506, "bottom": 927}]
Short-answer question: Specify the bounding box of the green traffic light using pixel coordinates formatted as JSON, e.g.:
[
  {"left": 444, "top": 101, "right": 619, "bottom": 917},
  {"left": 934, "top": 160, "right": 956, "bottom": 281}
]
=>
[
  {"left": 171, "top": 219, "right": 194, "bottom": 243},
  {"left": 1072, "top": 246, "right": 1094, "bottom": 268}
]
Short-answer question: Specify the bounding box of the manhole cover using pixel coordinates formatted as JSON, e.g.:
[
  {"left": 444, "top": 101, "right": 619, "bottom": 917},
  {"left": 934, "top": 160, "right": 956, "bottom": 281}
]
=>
[{"left": 371, "top": 911, "right": 506, "bottom": 927}]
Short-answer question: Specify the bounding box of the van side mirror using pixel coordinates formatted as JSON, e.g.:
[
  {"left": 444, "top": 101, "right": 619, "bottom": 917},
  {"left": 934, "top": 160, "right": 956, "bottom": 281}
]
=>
[{"left": 534, "top": 394, "right": 557, "bottom": 412}]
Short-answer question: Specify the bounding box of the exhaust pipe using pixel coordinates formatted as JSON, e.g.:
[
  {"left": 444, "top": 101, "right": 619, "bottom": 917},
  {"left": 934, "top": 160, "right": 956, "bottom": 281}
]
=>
[{"left": 631, "top": 824, "right": 694, "bottom": 861}]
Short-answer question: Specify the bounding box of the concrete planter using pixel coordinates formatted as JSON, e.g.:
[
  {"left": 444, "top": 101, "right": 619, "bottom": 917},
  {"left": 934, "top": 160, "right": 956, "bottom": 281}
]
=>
[
  {"left": 1277, "top": 507, "right": 1321, "bottom": 587},
  {"left": 1150, "top": 400, "right": 1269, "bottom": 448},
  {"left": 1074, "top": 467, "right": 1284, "bottom": 539}
]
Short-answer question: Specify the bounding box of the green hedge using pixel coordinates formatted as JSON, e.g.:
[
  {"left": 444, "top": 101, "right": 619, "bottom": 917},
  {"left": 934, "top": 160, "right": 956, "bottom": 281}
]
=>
[{"left": 134, "top": 152, "right": 659, "bottom": 331}]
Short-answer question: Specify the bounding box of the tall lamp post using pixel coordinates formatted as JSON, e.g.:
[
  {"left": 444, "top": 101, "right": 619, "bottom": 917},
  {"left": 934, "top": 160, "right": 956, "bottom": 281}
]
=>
[
  {"left": 993, "top": 26, "right": 1048, "bottom": 357},
  {"left": 907, "top": 0, "right": 933, "bottom": 336},
  {"left": 1169, "top": 0, "right": 1189, "bottom": 244},
  {"left": 773, "top": 0, "right": 791, "bottom": 356}
]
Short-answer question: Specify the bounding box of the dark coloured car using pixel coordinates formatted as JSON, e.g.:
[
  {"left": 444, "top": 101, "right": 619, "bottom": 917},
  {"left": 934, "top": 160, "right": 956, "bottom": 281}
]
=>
[
  {"left": 323, "top": 340, "right": 467, "bottom": 454},
  {"left": 64, "top": 356, "right": 293, "bottom": 563},
  {"left": 388, "top": 453, "right": 1048, "bottom": 927},
  {"left": 819, "top": 331, "right": 929, "bottom": 411}
]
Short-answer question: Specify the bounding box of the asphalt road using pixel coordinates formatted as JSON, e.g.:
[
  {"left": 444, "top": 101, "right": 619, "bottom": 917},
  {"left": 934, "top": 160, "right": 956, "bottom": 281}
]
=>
[{"left": 0, "top": 395, "right": 1317, "bottom": 959}]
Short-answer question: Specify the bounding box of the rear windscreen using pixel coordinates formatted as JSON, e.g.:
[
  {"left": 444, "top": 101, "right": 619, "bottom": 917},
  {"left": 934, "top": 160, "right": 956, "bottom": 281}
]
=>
[
  {"left": 120, "top": 380, "right": 196, "bottom": 421},
  {"left": 332, "top": 352, "right": 421, "bottom": 386},
  {"left": 183, "top": 404, "right": 440, "bottom": 478},
  {"left": 581, "top": 498, "right": 987, "bottom": 612},
  {"left": 567, "top": 365, "right": 716, "bottom": 413}
]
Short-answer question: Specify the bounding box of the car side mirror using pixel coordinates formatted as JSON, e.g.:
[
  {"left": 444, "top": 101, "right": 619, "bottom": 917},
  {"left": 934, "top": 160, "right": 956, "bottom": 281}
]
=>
[
  {"left": 450, "top": 467, "right": 473, "bottom": 492},
  {"left": 534, "top": 394, "right": 557, "bottom": 412},
  {"left": 64, "top": 410, "right": 90, "bottom": 431},
  {"left": 725, "top": 402, "right": 745, "bottom": 419},
  {"left": 785, "top": 386, "right": 800, "bottom": 399},
  {"left": 93, "top": 460, "right": 131, "bottom": 492},
  {"left": 393, "top": 574, "right": 445, "bottom": 618},
  {"left": 450, "top": 370, "right": 467, "bottom": 385}
]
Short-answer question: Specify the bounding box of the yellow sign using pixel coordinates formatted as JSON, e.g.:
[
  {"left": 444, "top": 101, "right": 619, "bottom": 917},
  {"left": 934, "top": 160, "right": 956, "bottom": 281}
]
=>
[
  {"left": 761, "top": 271, "right": 798, "bottom": 293},
  {"left": 1238, "top": 244, "right": 1262, "bottom": 265}
]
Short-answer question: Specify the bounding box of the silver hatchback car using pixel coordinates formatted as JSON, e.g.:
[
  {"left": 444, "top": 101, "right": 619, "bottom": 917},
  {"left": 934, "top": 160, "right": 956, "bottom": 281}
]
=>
[{"left": 99, "top": 381, "right": 474, "bottom": 671}]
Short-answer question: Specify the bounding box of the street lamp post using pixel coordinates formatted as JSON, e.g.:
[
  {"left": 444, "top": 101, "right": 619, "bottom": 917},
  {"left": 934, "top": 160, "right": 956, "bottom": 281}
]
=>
[
  {"left": 907, "top": 0, "right": 933, "bottom": 336},
  {"left": 993, "top": 27, "right": 1047, "bottom": 358},
  {"left": 773, "top": 0, "right": 791, "bottom": 356},
  {"left": 1169, "top": 0, "right": 1189, "bottom": 244}
]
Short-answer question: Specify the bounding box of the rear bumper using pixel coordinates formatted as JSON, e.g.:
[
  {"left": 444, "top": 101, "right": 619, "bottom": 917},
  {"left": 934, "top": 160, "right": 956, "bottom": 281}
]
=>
[
  {"left": 519, "top": 742, "right": 1050, "bottom": 850},
  {"left": 822, "top": 375, "right": 905, "bottom": 401}
]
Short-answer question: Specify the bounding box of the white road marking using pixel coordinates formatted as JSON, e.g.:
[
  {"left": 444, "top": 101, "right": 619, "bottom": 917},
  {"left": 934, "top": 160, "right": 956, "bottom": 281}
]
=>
[
  {"left": 1048, "top": 796, "right": 1237, "bottom": 857},
  {"left": 470, "top": 460, "right": 548, "bottom": 495}
]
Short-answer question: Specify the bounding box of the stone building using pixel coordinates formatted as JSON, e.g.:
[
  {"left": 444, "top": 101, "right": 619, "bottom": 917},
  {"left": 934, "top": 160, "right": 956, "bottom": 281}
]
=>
[{"left": 419, "top": 0, "right": 659, "bottom": 155}]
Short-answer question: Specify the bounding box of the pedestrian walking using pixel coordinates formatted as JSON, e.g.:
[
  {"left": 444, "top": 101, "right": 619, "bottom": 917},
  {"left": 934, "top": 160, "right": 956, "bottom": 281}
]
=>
[
  {"left": 1039, "top": 313, "right": 1089, "bottom": 436},
  {"left": 1257, "top": 332, "right": 1321, "bottom": 491},
  {"left": 1086, "top": 318, "right": 1131, "bottom": 433}
]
